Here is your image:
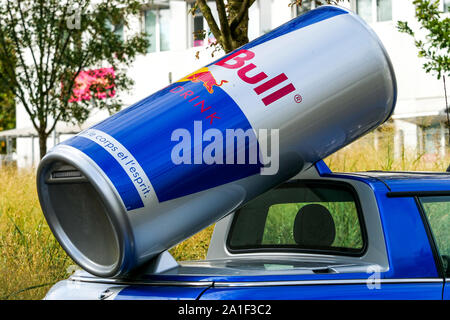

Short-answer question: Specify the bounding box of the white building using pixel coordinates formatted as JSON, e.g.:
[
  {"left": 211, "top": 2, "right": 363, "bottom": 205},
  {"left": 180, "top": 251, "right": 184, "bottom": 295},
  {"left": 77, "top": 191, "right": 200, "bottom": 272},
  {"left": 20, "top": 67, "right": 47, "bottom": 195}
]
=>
[{"left": 5, "top": 0, "right": 450, "bottom": 167}]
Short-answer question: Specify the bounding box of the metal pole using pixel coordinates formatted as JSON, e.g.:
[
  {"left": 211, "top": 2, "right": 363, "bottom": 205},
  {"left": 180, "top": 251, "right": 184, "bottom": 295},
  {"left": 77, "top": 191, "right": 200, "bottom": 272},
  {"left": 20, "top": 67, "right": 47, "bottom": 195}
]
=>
[
  {"left": 53, "top": 129, "right": 57, "bottom": 147},
  {"left": 6, "top": 136, "right": 11, "bottom": 156},
  {"left": 31, "top": 136, "right": 35, "bottom": 167}
]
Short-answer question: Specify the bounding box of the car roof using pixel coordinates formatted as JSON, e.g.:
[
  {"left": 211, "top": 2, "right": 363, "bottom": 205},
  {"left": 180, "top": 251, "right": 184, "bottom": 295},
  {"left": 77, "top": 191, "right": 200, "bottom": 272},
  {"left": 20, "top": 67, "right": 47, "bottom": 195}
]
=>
[{"left": 330, "top": 171, "right": 450, "bottom": 193}]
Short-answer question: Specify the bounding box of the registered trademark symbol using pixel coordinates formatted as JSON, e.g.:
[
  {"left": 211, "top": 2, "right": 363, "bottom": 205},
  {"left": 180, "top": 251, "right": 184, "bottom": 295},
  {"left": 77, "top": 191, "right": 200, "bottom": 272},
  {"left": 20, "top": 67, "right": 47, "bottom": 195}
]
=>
[{"left": 294, "top": 94, "right": 302, "bottom": 103}]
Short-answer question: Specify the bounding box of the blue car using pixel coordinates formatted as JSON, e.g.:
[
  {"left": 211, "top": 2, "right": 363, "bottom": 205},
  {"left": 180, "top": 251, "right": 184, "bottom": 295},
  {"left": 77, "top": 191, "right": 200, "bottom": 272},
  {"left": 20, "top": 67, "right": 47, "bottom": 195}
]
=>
[{"left": 45, "top": 161, "right": 450, "bottom": 300}]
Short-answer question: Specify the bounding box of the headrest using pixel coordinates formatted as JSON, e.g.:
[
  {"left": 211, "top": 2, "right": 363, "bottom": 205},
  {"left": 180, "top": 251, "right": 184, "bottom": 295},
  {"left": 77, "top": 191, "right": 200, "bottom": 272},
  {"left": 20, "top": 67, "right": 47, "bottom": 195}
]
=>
[{"left": 293, "top": 204, "right": 336, "bottom": 247}]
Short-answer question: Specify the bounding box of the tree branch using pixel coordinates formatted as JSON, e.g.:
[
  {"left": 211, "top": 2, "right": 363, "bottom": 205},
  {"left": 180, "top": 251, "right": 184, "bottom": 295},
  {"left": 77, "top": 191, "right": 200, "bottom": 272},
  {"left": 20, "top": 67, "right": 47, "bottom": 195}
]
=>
[
  {"left": 5, "top": 1, "right": 38, "bottom": 108},
  {"left": 50, "top": 23, "right": 102, "bottom": 132},
  {"left": 229, "top": 0, "right": 250, "bottom": 32},
  {"left": 0, "top": 31, "right": 39, "bottom": 130},
  {"left": 45, "top": 111, "right": 63, "bottom": 136},
  {"left": 0, "top": 70, "right": 39, "bottom": 131},
  {"left": 17, "top": 0, "right": 42, "bottom": 94},
  {"left": 196, "top": 0, "right": 222, "bottom": 45},
  {"left": 42, "top": 0, "right": 59, "bottom": 97},
  {"left": 43, "top": 2, "right": 73, "bottom": 128},
  {"left": 214, "top": 0, "right": 233, "bottom": 51}
]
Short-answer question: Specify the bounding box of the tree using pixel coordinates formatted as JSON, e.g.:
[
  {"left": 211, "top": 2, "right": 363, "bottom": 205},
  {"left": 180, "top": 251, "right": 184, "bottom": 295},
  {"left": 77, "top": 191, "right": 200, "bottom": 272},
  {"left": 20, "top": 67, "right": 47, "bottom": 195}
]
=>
[
  {"left": 397, "top": 0, "right": 450, "bottom": 143},
  {"left": 0, "top": 90, "right": 15, "bottom": 154},
  {"left": 0, "top": 0, "right": 149, "bottom": 158},
  {"left": 0, "top": 58, "right": 15, "bottom": 133},
  {"left": 0, "top": 40, "right": 16, "bottom": 154},
  {"left": 192, "top": 0, "right": 345, "bottom": 54}
]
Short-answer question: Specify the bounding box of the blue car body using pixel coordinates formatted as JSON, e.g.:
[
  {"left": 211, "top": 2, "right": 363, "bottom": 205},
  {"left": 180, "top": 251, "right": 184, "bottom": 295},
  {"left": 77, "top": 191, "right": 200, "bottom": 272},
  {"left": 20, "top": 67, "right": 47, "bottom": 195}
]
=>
[{"left": 45, "top": 161, "right": 450, "bottom": 300}]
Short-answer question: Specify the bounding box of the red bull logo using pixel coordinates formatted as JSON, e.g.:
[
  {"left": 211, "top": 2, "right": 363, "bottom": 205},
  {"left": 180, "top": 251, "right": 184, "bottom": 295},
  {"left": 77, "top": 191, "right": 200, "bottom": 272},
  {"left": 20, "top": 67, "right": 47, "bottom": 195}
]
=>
[
  {"left": 216, "top": 49, "right": 296, "bottom": 106},
  {"left": 178, "top": 67, "right": 228, "bottom": 94}
]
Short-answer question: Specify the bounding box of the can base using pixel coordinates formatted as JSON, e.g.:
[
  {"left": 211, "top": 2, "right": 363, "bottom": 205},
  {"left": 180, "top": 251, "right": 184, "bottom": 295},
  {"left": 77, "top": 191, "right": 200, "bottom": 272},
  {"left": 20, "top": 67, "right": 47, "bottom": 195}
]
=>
[{"left": 37, "top": 147, "right": 129, "bottom": 277}]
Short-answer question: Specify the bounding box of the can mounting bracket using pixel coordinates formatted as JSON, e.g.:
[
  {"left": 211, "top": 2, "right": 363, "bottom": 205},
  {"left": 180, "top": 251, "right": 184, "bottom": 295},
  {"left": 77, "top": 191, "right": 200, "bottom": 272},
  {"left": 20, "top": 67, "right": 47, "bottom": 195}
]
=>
[{"left": 139, "top": 250, "right": 179, "bottom": 275}]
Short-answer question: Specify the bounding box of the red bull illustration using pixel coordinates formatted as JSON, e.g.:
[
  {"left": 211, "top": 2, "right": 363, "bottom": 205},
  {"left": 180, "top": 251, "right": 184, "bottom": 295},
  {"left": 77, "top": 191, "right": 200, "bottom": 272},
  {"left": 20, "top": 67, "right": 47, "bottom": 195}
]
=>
[
  {"left": 215, "top": 49, "right": 296, "bottom": 106},
  {"left": 177, "top": 67, "right": 228, "bottom": 94}
]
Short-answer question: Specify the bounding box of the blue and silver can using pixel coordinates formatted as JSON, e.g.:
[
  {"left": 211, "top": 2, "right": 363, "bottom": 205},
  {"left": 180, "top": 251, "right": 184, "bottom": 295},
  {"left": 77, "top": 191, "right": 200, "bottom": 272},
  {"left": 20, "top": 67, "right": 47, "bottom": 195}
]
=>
[{"left": 37, "top": 6, "right": 396, "bottom": 277}]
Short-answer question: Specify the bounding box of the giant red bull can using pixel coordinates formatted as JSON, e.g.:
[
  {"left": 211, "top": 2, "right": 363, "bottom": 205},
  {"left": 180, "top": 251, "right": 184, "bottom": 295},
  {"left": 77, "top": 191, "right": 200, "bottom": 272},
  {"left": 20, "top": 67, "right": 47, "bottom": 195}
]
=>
[{"left": 37, "top": 6, "right": 396, "bottom": 277}]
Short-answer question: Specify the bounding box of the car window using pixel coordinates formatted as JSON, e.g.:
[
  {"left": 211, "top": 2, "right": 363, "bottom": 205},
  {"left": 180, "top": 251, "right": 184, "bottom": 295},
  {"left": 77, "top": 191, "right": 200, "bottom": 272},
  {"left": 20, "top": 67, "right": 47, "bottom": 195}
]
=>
[
  {"left": 227, "top": 181, "right": 366, "bottom": 255},
  {"left": 419, "top": 196, "right": 450, "bottom": 277}
]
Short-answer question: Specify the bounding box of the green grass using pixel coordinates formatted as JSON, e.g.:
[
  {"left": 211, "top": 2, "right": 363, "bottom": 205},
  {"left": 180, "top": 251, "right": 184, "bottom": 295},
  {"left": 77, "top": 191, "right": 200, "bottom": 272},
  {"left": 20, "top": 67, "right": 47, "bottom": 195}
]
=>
[
  {"left": 324, "top": 129, "right": 450, "bottom": 172},
  {"left": 262, "top": 202, "right": 363, "bottom": 249},
  {"left": 421, "top": 199, "right": 450, "bottom": 257},
  {"left": 0, "top": 167, "right": 72, "bottom": 300}
]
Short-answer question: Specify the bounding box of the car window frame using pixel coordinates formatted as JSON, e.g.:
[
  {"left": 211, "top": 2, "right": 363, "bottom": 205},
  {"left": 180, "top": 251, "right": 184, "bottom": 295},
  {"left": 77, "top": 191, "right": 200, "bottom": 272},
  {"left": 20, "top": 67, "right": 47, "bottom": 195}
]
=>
[
  {"left": 416, "top": 195, "right": 450, "bottom": 278},
  {"left": 226, "top": 180, "right": 369, "bottom": 257}
]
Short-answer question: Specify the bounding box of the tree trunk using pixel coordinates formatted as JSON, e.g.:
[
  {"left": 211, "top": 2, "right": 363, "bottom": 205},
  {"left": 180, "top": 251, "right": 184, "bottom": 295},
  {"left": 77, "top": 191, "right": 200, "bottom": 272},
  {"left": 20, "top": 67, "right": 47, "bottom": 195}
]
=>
[
  {"left": 228, "top": 0, "right": 250, "bottom": 51},
  {"left": 197, "top": 0, "right": 252, "bottom": 54},
  {"left": 39, "top": 131, "right": 48, "bottom": 159}
]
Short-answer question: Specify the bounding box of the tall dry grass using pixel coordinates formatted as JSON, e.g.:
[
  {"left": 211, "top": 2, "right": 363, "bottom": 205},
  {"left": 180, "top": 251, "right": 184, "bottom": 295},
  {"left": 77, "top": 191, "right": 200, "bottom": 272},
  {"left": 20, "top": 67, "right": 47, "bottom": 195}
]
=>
[
  {"left": 0, "top": 166, "right": 216, "bottom": 300},
  {"left": 0, "top": 164, "right": 216, "bottom": 300},
  {"left": 0, "top": 166, "right": 72, "bottom": 300},
  {"left": 0, "top": 130, "right": 449, "bottom": 299},
  {"left": 326, "top": 129, "right": 450, "bottom": 172}
]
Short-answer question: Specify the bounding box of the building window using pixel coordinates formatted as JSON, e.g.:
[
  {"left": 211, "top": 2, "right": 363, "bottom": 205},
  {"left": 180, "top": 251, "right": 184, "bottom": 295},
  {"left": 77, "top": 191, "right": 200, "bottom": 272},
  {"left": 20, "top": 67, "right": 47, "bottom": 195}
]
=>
[
  {"left": 189, "top": 4, "right": 215, "bottom": 48},
  {"left": 356, "top": 0, "right": 373, "bottom": 22},
  {"left": 294, "top": 0, "right": 316, "bottom": 16},
  {"left": 376, "top": 0, "right": 392, "bottom": 21},
  {"left": 114, "top": 23, "right": 124, "bottom": 41},
  {"left": 144, "top": 10, "right": 157, "bottom": 53},
  {"left": 192, "top": 7, "right": 205, "bottom": 47},
  {"left": 106, "top": 20, "right": 124, "bottom": 41},
  {"left": 445, "top": 0, "right": 450, "bottom": 12},
  {"left": 356, "top": 0, "right": 392, "bottom": 23},
  {"left": 159, "top": 9, "right": 171, "bottom": 51},
  {"left": 421, "top": 124, "right": 441, "bottom": 155},
  {"left": 144, "top": 7, "right": 171, "bottom": 53}
]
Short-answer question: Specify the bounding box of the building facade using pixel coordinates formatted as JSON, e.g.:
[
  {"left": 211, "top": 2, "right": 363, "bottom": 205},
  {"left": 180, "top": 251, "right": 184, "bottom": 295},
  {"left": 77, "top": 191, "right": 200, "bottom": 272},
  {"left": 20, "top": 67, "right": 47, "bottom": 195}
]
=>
[{"left": 9, "top": 0, "right": 450, "bottom": 167}]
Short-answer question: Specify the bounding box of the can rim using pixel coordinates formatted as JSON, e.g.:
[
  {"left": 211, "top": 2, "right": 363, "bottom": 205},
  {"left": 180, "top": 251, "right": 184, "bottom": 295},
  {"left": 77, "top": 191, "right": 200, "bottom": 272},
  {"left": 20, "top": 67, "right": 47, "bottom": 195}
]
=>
[{"left": 36, "top": 145, "right": 135, "bottom": 278}]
